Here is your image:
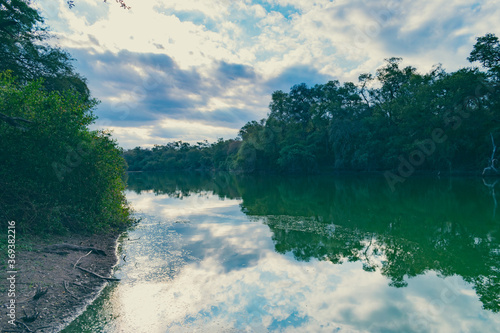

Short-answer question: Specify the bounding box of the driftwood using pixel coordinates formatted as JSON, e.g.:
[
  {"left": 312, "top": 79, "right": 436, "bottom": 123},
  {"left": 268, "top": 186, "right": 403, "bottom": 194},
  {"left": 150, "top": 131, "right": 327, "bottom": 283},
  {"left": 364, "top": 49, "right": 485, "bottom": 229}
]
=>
[
  {"left": 44, "top": 244, "right": 106, "bottom": 256},
  {"left": 11, "top": 321, "right": 51, "bottom": 333},
  {"left": 63, "top": 281, "right": 78, "bottom": 300},
  {"left": 14, "top": 320, "right": 34, "bottom": 332},
  {"left": 73, "top": 250, "right": 92, "bottom": 268},
  {"left": 75, "top": 265, "right": 120, "bottom": 281}
]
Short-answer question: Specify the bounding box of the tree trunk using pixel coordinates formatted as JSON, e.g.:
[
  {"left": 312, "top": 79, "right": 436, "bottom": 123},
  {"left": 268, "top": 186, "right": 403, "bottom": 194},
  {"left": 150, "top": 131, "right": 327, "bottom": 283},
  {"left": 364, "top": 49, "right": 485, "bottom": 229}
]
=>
[{"left": 483, "top": 133, "right": 499, "bottom": 176}]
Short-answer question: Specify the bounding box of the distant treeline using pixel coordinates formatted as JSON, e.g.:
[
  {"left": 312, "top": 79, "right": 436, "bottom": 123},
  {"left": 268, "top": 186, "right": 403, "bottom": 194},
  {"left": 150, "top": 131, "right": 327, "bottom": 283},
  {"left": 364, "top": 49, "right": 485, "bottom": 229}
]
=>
[{"left": 124, "top": 34, "right": 500, "bottom": 175}]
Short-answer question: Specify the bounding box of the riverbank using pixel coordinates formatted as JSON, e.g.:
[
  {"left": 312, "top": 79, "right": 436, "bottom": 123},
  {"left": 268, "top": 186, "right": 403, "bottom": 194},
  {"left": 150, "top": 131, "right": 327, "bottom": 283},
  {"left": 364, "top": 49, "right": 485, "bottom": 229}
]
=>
[{"left": 1, "top": 232, "right": 121, "bottom": 332}]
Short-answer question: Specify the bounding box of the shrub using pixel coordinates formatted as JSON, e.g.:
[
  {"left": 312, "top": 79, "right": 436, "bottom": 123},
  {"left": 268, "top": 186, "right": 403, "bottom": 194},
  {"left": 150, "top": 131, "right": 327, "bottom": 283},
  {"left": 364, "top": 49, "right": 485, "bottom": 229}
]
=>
[{"left": 0, "top": 72, "right": 132, "bottom": 234}]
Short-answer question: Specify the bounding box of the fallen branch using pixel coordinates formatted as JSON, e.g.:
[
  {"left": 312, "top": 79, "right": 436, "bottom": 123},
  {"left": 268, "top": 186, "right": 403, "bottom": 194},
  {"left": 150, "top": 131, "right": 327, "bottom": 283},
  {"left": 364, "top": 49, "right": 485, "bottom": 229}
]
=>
[
  {"left": 15, "top": 320, "right": 33, "bottom": 332},
  {"left": 12, "top": 321, "right": 51, "bottom": 333},
  {"left": 63, "top": 281, "right": 78, "bottom": 300},
  {"left": 44, "top": 244, "right": 106, "bottom": 256},
  {"left": 73, "top": 250, "right": 92, "bottom": 269},
  {"left": 75, "top": 265, "right": 120, "bottom": 281}
]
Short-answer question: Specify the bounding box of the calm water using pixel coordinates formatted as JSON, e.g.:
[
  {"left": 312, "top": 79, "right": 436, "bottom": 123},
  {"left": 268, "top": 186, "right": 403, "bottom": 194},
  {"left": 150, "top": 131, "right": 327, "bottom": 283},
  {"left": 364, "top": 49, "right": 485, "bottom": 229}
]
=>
[{"left": 64, "top": 173, "right": 500, "bottom": 332}]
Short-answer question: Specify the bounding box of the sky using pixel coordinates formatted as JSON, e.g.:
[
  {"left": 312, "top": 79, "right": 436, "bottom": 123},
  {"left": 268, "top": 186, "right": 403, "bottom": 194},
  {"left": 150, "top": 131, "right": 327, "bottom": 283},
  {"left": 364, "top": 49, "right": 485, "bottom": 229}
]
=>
[{"left": 36, "top": 0, "right": 500, "bottom": 149}]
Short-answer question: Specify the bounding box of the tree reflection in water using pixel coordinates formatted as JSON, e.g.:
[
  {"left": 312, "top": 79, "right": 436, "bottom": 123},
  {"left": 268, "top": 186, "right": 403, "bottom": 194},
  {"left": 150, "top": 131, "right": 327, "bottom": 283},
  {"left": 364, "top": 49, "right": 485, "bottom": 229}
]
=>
[{"left": 127, "top": 172, "right": 500, "bottom": 312}]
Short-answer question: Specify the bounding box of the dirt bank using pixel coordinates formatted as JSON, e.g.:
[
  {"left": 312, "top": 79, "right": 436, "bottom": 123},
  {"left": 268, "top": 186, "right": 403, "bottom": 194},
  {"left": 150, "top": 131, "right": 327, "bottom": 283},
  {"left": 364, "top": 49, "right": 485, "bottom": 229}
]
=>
[{"left": 1, "top": 232, "right": 121, "bottom": 332}]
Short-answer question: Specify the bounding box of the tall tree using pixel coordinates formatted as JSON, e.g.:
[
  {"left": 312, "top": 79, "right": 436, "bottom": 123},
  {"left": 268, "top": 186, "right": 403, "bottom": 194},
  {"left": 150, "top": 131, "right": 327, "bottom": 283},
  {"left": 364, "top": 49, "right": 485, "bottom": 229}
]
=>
[
  {"left": 0, "top": 0, "right": 89, "bottom": 97},
  {"left": 468, "top": 33, "right": 500, "bottom": 74}
]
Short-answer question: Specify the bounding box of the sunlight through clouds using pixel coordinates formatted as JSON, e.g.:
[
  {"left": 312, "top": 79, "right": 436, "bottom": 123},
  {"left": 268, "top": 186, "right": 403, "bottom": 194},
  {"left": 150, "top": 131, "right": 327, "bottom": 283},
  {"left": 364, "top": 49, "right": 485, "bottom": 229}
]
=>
[
  {"left": 100, "top": 118, "right": 240, "bottom": 148},
  {"left": 37, "top": 0, "right": 500, "bottom": 148}
]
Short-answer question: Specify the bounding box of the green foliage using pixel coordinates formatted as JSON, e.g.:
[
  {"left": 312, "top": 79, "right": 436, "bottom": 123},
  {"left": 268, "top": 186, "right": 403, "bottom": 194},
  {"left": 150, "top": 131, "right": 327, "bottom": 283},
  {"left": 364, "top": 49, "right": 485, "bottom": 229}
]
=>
[
  {"left": 0, "top": 72, "right": 132, "bottom": 233},
  {"left": 124, "top": 33, "right": 500, "bottom": 176},
  {"left": 0, "top": 0, "right": 128, "bottom": 234},
  {"left": 277, "top": 144, "right": 317, "bottom": 173},
  {"left": 123, "top": 139, "right": 243, "bottom": 172},
  {"left": 468, "top": 33, "right": 500, "bottom": 73},
  {"left": 233, "top": 141, "right": 257, "bottom": 173},
  {"left": 0, "top": 0, "right": 89, "bottom": 97}
]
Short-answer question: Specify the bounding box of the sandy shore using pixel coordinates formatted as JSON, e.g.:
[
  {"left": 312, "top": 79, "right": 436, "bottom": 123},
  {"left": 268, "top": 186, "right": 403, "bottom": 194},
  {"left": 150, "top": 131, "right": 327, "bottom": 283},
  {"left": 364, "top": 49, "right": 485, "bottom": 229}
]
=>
[{"left": 1, "top": 232, "right": 121, "bottom": 332}]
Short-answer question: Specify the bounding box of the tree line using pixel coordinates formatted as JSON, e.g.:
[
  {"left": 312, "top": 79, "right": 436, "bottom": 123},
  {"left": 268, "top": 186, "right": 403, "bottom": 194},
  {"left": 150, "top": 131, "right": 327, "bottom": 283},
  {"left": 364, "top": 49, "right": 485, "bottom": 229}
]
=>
[
  {"left": 0, "top": 0, "right": 133, "bottom": 233},
  {"left": 124, "top": 34, "right": 500, "bottom": 176}
]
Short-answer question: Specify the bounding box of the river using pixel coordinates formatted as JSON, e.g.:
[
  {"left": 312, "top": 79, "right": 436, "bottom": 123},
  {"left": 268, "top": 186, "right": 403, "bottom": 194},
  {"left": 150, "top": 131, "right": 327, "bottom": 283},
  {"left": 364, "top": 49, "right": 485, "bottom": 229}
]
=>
[{"left": 63, "top": 172, "right": 500, "bottom": 332}]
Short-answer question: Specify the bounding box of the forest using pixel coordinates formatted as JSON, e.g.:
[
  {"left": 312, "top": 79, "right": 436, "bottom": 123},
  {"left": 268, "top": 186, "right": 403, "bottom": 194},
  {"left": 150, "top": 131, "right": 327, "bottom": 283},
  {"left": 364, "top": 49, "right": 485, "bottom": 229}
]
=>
[
  {"left": 124, "top": 34, "right": 500, "bottom": 179},
  {"left": 0, "top": 0, "right": 133, "bottom": 233}
]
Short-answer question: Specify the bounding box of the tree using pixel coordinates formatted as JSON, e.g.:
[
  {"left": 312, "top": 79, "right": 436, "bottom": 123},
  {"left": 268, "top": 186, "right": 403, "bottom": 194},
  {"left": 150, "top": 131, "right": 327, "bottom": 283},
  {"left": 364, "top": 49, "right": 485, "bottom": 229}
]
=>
[
  {"left": 0, "top": 0, "right": 90, "bottom": 98},
  {"left": 120, "top": 36, "right": 500, "bottom": 176},
  {"left": 0, "top": 72, "right": 131, "bottom": 233},
  {"left": 0, "top": 1, "right": 132, "bottom": 233},
  {"left": 277, "top": 144, "right": 317, "bottom": 173},
  {"left": 468, "top": 33, "right": 500, "bottom": 72},
  {"left": 372, "top": 57, "right": 418, "bottom": 118}
]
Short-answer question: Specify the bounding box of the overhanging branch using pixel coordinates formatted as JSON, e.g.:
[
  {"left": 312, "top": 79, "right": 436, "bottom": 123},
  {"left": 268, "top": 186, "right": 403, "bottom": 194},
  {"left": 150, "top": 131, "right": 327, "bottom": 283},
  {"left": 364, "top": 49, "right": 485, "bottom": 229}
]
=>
[{"left": 0, "top": 112, "right": 33, "bottom": 131}]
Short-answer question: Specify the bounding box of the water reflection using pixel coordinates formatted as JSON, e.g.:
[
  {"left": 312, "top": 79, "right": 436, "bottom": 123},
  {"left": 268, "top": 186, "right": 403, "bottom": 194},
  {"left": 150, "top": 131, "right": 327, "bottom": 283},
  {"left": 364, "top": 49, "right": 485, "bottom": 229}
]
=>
[
  {"left": 64, "top": 172, "right": 500, "bottom": 332},
  {"left": 128, "top": 172, "right": 500, "bottom": 313}
]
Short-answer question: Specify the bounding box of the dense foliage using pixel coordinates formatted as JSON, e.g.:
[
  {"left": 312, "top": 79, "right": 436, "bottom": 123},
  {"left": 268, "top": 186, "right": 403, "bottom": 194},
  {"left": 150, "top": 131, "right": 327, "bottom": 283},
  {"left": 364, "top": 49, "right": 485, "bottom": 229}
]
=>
[
  {"left": 124, "top": 34, "right": 500, "bottom": 177},
  {"left": 0, "top": 0, "right": 89, "bottom": 97},
  {"left": 0, "top": 0, "right": 132, "bottom": 233}
]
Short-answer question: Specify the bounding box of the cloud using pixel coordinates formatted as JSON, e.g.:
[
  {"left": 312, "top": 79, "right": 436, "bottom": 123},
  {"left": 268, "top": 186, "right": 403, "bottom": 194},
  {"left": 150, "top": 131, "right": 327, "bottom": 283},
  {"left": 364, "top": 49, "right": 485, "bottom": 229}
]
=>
[
  {"left": 216, "top": 61, "right": 256, "bottom": 81},
  {"left": 265, "top": 65, "right": 333, "bottom": 91},
  {"left": 98, "top": 119, "right": 241, "bottom": 149},
  {"left": 38, "top": 0, "right": 500, "bottom": 148},
  {"left": 67, "top": 48, "right": 270, "bottom": 148}
]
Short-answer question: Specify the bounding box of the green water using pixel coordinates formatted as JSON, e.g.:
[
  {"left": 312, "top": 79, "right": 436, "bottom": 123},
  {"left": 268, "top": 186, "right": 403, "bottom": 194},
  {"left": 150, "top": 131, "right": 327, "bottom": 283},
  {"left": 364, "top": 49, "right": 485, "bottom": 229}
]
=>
[{"left": 64, "top": 173, "right": 500, "bottom": 332}]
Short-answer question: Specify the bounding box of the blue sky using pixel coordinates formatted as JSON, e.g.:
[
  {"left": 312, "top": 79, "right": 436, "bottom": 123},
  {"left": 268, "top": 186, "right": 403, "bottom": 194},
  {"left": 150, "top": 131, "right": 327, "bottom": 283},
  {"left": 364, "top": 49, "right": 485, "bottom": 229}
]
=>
[{"left": 36, "top": 0, "right": 500, "bottom": 149}]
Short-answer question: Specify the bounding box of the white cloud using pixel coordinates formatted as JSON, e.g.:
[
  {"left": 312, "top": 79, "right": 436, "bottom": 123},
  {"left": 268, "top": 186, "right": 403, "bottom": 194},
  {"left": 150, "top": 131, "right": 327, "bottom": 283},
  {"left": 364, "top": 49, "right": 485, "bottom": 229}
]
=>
[
  {"left": 37, "top": 0, "right": 500, "bottom": 147},
  {"left": 94, "top": 118, "right": 240, "bottom": 148}
]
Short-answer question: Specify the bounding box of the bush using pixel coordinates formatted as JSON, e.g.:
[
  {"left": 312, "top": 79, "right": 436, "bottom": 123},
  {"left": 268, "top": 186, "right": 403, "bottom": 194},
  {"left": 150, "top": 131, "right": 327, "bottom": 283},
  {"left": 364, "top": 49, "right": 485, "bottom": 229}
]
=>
[{"left": 0, "top": 72, "right": 132, "bottom": 234}]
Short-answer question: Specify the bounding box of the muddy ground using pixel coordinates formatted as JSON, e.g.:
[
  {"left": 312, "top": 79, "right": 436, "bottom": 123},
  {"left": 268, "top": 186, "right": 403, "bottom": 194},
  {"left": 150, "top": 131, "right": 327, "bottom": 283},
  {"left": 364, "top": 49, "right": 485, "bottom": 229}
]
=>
[{"left": 1, "top": 232, "right": 121, "bottom": 332}]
